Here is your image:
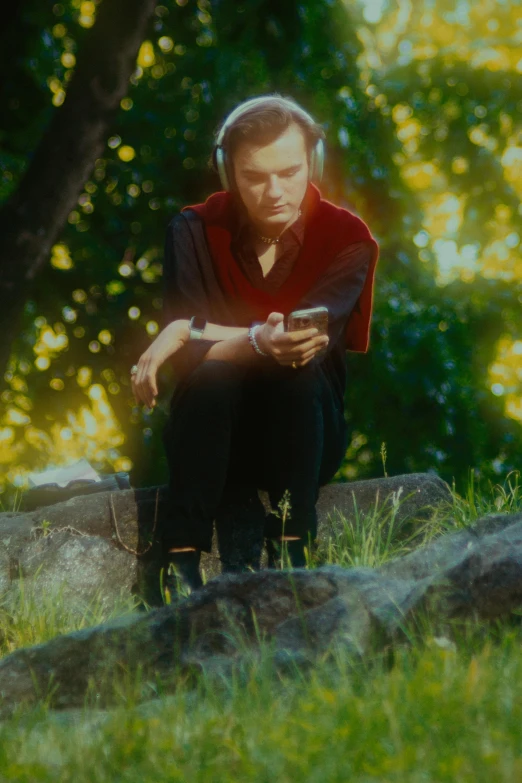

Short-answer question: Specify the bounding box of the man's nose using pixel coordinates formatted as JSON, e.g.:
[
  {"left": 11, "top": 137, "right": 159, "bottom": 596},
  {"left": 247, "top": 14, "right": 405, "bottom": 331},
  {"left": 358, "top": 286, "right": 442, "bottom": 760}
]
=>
[{"left": 266, "top": 175, "right": 284, "bottom": 199}]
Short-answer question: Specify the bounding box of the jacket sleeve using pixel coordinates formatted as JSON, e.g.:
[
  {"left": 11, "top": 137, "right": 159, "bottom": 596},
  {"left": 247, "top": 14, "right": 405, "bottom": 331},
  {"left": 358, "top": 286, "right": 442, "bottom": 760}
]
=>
[
  {"left": 295, "top": 241, "right": 372, "bottom": 364},
  {"left": 162, "top": 215, "right": 215, "bottom": 379}
]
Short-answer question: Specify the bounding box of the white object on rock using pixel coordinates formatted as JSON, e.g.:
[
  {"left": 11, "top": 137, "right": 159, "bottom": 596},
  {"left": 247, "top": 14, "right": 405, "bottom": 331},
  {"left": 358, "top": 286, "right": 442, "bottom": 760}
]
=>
[{"left": 27, "top": 459, "right": 101, "bottom": 488}]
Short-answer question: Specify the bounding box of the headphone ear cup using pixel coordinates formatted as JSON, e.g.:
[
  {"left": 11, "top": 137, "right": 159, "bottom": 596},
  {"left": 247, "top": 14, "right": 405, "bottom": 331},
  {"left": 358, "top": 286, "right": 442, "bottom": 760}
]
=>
[
  {"left": 316, "top": 139, "right": 325, "bottom": 181},
  {"left": 310, "top": 139, "right": 324, "bottom": 182},
  {"left": 215, "top": 146, "right": 230, "bottom": 191}
]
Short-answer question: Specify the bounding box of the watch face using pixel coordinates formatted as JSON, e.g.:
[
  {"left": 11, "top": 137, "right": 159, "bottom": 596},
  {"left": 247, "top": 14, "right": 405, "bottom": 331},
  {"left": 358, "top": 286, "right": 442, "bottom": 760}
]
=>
[{"left": 190, "top": 316, "right": 207, "bottom": 332}]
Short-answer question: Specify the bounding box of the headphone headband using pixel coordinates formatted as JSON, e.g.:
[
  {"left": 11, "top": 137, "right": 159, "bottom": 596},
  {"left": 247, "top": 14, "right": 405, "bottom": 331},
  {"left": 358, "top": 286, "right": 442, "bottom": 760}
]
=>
[
  {"left": 214, "top": 95, "right": 324, "bottom": 191},
  {"left": 215, "top": 96, "right": 319, "bottom": 147}
]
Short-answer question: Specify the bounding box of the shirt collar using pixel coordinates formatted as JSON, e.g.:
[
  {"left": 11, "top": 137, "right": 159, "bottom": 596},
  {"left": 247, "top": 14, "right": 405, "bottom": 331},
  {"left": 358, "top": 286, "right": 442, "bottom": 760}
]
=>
[{"left": 233, "top": 199, "right": 306, "bottom": 247}]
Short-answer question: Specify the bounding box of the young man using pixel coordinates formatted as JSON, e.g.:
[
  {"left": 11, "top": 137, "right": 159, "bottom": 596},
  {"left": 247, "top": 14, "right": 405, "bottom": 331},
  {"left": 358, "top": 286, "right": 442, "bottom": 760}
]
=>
[{"left": 131, "top": 95, "right": 379, "bottom": 592}]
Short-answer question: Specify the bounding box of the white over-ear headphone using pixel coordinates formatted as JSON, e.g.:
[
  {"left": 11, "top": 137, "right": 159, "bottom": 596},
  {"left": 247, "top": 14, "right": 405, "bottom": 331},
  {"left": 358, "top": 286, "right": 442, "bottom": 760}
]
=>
[{"left": 214, "top": 96, "right": 325, "bottom": 192}]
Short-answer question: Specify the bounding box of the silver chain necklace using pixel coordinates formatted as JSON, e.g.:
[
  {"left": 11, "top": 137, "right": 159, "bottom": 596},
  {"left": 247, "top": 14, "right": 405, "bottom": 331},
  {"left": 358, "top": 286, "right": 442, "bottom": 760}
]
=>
[{"left": 255, "top": 209, "right": 302, "bottom": 245}]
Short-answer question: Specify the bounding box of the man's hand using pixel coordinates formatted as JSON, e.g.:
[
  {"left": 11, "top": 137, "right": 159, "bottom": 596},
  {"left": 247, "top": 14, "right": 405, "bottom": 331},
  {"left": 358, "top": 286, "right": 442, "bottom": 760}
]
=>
[
  {"left": 257, "top": 312, "right": 329, "bottom": 367},
  {"left": 131, "top": 319, "right": 190, "bottom": 408}
]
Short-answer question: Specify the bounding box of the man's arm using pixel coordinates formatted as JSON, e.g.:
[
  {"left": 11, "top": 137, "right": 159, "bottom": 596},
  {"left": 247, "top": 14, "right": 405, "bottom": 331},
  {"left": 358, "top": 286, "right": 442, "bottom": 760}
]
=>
[
  {"left": 178, "top": 322, "right": 263, "bottom": 366},
  {"left": 200, "top": 242, "right": 373, "bottom": 365},
  {"left": 160, "top": 213, "right": 326, "bottom": 369},
  {"left": 131, "top": 313, "right": 329, "bottom": 406},
  {"left": 160, "top": 217, "right": 294, "bottom": 374},
  {"left": 132, "top": 214, "right": 336, "bottom": 407},
  {"left": 161, "top": 215, "right": 217, "bottom": 378}
]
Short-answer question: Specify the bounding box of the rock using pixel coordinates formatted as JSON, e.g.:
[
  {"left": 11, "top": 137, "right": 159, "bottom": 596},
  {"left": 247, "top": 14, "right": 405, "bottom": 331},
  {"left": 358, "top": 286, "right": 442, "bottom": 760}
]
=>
[
  {"left": 2, "top": 509, "right": 522, "bottom": 717},
  {"left": 273, "top": 591, "right": 374, "bottom": 659},
  {"left": 15, "top": 531, "right": 137, "bottom": 613},
  {"left": 0, "top": 567, "right": 374, "bottom": 717},
  {"left": 328, "top": 565, "right": 432, "bottom": 637},
  {"left": 222, "top": 472, "right": 453, "bottom": 575},
  {"left": 0, "top": 473, "right": 453, "bottom": 612},
  {"left": 0, "top": 489, "right": 166, "bottom": 609},
  {"left": 378, "top": 512, "right": 522, "bottom": 583},
  {"left": 419, "top": 513, "right": 522, "bottom": 621},
  {"left": 30, "top": 487, "right": 164, "bottom": 544},
  {"left": 0, "top": 512, "right": 36, "bottom": 554},
  {"left": 0, "top": 512, "right": 39, "bottom": 582},
  {"left": 0, "top": 542, "right": 10, "bottom": 596},
  {"left": 316, "top": 472, "right": 453, "bottom": 543}
]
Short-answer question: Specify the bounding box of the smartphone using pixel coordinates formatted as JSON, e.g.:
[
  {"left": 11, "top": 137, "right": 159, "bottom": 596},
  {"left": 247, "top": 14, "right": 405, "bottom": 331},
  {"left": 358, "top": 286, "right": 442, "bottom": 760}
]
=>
[{"left": 287, "top": 306, "right": 329, "bottom": 356}]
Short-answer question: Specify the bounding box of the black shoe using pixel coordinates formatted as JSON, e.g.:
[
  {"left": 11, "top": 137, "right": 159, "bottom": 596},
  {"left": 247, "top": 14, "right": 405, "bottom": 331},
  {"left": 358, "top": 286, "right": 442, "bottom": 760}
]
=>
[
  {"left": 266, "top": 538, "right": 308, "bottom": 569},
  {"left": 164, "top": 550, "right": 203, "bottom": 599},
  {"left": 215, "top": 492, "right": 265, "bottom": 573}
]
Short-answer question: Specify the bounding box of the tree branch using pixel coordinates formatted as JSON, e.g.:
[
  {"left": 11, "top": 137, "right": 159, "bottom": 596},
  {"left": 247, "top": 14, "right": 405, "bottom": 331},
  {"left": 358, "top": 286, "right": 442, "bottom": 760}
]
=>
[{"left": 0, "top": 0, "right": 157, "bottom": 376}]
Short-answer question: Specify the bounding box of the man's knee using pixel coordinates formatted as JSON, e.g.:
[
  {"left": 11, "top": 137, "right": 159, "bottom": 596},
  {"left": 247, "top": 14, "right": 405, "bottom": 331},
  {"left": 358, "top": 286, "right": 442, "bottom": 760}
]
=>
[
  {"left": 183, "top": 360, "right": 245, "bottom": 401},
  {"left": 254, "top": 361, "right": 323, "bottom": 403},
  {"left": 166, "top": 361, "right": 247, "bottom": 433}
]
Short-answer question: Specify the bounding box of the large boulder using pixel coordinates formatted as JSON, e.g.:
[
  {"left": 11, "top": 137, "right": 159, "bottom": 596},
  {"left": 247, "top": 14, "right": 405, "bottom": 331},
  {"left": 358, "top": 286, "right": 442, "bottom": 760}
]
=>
[
  {"left": 316, "top": 472, "right": 452, "bottom": 540},
  {"left": 379, "top": 511, "right": 522, "bottom": 621},
  {"left": 216, "top": 472, "right": 452, "bottom": 573},
  {"left": 0, "top": 474, "right": 452, "bottom": 610},
  {"left": 18, "top": 532, "right": 136, "bottom": 611},
  {"left": 0, "top": 542, "right": 10, "bottom": 596},
  {"left": 1, "top": 509, "right": 522, "bottom": 718},
  {"left": 0, "top": 488, "right": 166, "bottom": 610}
]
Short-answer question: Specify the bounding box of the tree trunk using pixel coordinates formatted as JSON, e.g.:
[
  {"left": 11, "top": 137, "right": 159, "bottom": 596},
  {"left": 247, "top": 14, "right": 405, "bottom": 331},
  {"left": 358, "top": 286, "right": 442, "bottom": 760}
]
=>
[{"left": 0, "top": 0, "right": 157, "bottom": 377}]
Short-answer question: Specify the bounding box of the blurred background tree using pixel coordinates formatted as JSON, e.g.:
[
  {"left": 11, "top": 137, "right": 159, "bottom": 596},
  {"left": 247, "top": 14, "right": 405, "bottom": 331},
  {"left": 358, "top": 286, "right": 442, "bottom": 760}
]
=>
[
  {"left": 0, "top": 0, "right": 157, "bottom": 378},
  {"left": 0, "top": 0, "right": 520, "bottom": 502}
]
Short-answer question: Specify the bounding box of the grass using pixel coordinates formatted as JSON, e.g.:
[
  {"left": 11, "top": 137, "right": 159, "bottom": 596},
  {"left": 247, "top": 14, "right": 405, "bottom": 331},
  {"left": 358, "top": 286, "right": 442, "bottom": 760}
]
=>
[
  {"left": 0, "top": 470, "right": 521, "bottom": 782},
  {"left": 0, "top": 572, "right": 141, "bottom": 658}
]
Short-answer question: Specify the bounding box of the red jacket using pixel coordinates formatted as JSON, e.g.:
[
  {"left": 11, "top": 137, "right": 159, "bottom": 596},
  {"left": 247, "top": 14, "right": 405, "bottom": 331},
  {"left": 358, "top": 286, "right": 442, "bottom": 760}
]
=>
[{"left": 184, "top": 183, "right": 379, "bottom": 352}]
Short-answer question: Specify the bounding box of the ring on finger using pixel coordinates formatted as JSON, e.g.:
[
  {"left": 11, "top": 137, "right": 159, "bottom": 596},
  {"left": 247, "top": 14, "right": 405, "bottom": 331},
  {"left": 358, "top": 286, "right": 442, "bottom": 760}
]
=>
[
  {"left": 292, "top": 361, "right": 297, "bottom": 369},
  {"left": 130, "top": 365, "right": 138, "bottom": 376}
]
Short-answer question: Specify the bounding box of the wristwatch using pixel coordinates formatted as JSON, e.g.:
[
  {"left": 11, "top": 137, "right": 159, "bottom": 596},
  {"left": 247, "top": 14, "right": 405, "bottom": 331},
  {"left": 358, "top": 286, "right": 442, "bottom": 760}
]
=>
[{"left": 188, "top": 316, "right": 207, "bottom": 340}]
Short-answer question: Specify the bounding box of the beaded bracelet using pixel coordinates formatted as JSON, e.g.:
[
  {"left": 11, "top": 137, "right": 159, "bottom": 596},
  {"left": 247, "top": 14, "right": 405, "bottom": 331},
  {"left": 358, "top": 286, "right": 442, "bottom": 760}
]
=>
[{"left": 248, "top": 324, "right": 269, "bottom": 357}]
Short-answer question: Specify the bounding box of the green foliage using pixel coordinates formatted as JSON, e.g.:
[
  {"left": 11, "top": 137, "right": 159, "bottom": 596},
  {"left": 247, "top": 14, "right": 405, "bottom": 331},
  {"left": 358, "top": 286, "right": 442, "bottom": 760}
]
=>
[
  {"left": 0, "top": 575, "right": 140, "bottom": 657},
  {"left": 0, "top": 0, "right": 521, "bottom": 500}
]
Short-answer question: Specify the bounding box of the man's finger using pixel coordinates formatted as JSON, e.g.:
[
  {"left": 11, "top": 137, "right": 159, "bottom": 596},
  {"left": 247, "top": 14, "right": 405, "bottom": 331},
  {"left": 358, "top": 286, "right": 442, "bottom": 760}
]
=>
[
  {"left": 130, "top": 375, "right": 142, "bottom": 405},
  {"left": 149, "top": 374, "right": 158, "bottom": 398},
  {"left": 282, "top": 327, "right": 319, "bottom": 344},
  {"left": 144, "top": 381, "right": 155, "bottom": 408},
  {"left": 132, "top": 358, "right": 158, "bottom": 408},
  {"left": 285, "top": 335, "right": 328, "bottom": 358},
  {"left": 272, "top": 327, "right": 318, "bottom": 348},
  {"left": 133, "top": 375, "right": 152, "bottom": 407},
  {"left": 136, "top": 358, "right": 149, "bottom": 388},
  {"left": 299, "top": 347, "right": 319, "bottom": 363}
]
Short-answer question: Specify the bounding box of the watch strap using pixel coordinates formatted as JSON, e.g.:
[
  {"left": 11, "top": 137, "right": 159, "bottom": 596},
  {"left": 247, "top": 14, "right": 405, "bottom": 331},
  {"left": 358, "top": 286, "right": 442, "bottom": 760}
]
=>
[{"left": 189, "top": 315, "right": 207, "bottom": 340}]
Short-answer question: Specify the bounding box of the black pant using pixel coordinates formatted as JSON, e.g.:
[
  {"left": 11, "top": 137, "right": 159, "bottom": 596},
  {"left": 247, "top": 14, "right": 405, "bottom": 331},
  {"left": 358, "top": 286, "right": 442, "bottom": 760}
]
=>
[{"left": 162, "top": 359, "right": 348, "bottom": 553}]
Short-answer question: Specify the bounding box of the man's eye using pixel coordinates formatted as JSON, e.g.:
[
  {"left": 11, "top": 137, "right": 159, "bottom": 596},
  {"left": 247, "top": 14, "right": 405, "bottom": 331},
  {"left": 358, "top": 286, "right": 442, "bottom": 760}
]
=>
[{"left": 244, "top": 168, "right": 299, "bottom": 183}]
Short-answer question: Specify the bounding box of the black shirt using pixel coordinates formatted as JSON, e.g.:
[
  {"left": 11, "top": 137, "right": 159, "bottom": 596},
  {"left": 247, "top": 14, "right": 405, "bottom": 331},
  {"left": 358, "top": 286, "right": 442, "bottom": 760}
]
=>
[{"left": 162, "top": 206, "right": 372, "bottom": 407}]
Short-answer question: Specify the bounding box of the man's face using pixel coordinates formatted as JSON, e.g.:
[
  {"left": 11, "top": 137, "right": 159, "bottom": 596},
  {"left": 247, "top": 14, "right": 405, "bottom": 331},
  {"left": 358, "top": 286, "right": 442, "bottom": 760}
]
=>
[{"left": 232, "top": 123, "right": 309, "bottom": 234}]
